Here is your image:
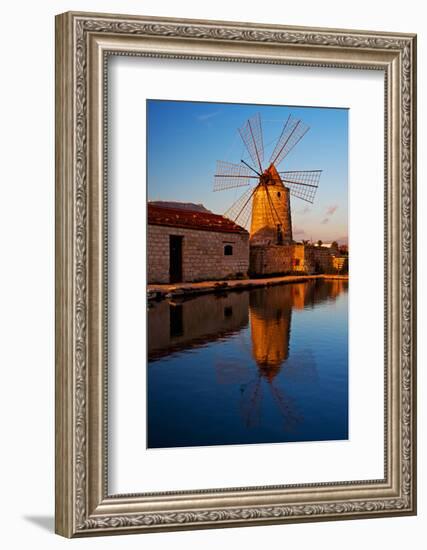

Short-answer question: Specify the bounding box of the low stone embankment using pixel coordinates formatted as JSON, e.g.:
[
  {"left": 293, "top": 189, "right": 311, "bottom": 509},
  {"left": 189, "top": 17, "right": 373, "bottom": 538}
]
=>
[{"left": 147, "top": 274, "right": 349, "bottom": 301}]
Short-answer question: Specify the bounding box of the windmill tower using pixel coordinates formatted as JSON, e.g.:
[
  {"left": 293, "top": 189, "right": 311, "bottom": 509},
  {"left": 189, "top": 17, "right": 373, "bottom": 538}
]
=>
[{"left": 214, "top": 113, "right": 322, "bottom": 245}]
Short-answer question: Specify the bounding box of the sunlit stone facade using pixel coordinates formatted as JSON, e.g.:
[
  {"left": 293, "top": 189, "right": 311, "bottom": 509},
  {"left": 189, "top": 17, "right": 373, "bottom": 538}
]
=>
[
  {"left": 249, "top": 243, "right": 343, "bottom": 276},
  {"left": 250, "top": 165, "right": 293, "bottom": 246},
  {"left": 147, "top": 204, "right": 249, "bottom": 284}
]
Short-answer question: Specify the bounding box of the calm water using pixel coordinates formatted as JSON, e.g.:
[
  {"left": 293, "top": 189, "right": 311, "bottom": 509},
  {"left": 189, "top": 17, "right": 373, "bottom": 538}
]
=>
[{"left": 147, "top": 279, "right": 348, "bottom": 448}]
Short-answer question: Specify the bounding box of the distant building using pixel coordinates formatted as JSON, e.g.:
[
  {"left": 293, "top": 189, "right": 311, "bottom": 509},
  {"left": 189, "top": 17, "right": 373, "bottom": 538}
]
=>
[
  {"left": 149, "top": 201, "right": 211, "bottom": 213},
  {"left": 147, "top": 203, "right": 249, "bottom": 284},
  {"left": 250, "top": 242, "right": 346, "bottom": 276},
  {"left": 332, "top": 256, "right": 347, "bottom": 272}
]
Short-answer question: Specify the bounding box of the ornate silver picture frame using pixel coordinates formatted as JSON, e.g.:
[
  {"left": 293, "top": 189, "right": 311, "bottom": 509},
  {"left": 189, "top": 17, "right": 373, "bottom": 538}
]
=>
[{"left": 55, "top": 11, "right": 416, "bottom": 537}]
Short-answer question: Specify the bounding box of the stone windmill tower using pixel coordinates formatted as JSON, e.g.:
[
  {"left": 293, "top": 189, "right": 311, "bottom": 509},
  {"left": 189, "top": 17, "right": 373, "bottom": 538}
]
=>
[{"left": 214, "top": 113, "right": 322, "bottom": 245}]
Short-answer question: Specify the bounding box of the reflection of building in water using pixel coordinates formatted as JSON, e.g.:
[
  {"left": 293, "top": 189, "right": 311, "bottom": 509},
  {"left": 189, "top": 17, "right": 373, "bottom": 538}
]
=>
[
  {"left": 249, "top": 285, "right": 293, "bottom": 377},
  {"left": 327, "top": 279, "right": 348, "bottom": 300},
  {"left": 148, "top": 280, "right": 347, "bottom": 364},
  {"left": 148, "top": 292, "right": 249, "bottom": 360},
  {"left": 291, "top": 283, "right": 307, "bottom": 310},
  {"left": 148, "top": 281, "right": 348, "bottom": 431},
  {"left": 245, "top": 285, "right": 295, "bottom": 429},
  {"left": 248, "top": 280, "right": 348, "bottom": 375},
  {"left": 240, "top": 280, "right": 347, "bottom": 429},
  {"left": 298, "top": 278, "right": 348, "bottom": 309}
]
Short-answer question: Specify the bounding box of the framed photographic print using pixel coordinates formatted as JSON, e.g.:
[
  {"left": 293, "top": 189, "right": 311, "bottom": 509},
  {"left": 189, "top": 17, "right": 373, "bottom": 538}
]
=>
[
  {"left": 146, "top": 100, "right": 349, "bottom": 450},
  {"left": 55, "top": 11, "right": 417, "bottom": 537}
]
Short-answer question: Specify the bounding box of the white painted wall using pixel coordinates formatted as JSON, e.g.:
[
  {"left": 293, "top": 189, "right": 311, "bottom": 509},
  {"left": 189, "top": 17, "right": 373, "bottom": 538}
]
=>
[{"left": 0, "top": 1, "right": 424, "bottom": 548}]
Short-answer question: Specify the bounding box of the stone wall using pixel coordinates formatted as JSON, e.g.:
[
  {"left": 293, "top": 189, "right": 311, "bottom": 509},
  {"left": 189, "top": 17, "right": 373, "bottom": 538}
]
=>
[
  {"left": 305, "top": 246, "right": 334, "bottom": 273},
  {"left": 249, "top": 244, "right": 294, "bottom": 276},
  {"left": 147, "top": 224, "right": 249, "bottom": 283},
  {"left": 250, "top": 243, "right": 342, "bottom": 276},
  {"left": 290, "top": 244, "right": 309, "bottom": 273}
]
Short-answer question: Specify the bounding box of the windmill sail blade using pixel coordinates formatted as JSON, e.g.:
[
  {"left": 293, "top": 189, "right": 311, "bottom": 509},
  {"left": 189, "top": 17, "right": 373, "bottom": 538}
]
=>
[
  {"left": 238, "top": 113, "right": 264, "bottom": 173},
  {"left": 269, "top": 382, "right": 302, "bottom": 432},
  {"left": 214, "top": 160, "right": 258, "bottom": 191},
  {"left": 240, "top": 376, "right": 263, "bottom": 428},
  {"left": 223, "top": 186, "right": 256, "bottom": 230},
  {"left": 269, "top": 115, "right": 310, "bottom": 168},
  {"left": 279, "top": 170, "right": 322, "bottom": 203}
]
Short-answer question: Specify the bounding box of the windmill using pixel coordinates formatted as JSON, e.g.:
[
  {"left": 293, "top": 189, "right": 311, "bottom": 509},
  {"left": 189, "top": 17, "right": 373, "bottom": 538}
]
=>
[{"left": 214, "top": 113, "right": 322, "bottom": 245}]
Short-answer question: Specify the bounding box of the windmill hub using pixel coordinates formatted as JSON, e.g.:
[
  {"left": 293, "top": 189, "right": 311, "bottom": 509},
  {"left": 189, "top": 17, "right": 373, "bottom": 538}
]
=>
[
  {"left": 259, "top": 173, "right": 271, "bottom": 186},
  {"left": 260, "top": 165, "right": 279, "bottom": 186}
]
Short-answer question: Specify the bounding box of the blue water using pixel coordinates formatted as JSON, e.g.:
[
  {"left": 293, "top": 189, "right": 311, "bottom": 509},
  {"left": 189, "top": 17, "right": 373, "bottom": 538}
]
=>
[{"left": 147, "top": 279, "right": 348, "bottom": 448}]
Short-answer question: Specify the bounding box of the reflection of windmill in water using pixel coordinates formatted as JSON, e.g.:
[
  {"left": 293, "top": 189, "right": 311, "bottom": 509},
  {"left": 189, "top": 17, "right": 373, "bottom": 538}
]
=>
[
  {"left": 214, "top": 113, "right": 322, "bottom": 245},
  {"left": 208, "top": 282, "right": 347, "bottom": 430},
  {"left": 239, "top": 286, "right": 318, "bottom": 431}
]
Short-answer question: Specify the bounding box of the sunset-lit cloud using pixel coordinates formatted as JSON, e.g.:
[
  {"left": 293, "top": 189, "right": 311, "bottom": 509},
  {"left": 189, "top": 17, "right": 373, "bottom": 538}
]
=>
[
  {"left": 325, "top": 204, "right": 338, "bottom": 216},
  {"left": 293, "top": 227, "right": 306, "bottom": 236},
  {"left": 320, "top": 218, "right": 329, "bottom": 225}
]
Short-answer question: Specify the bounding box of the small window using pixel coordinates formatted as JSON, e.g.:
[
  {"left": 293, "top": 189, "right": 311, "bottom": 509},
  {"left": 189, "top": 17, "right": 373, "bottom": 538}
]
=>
[
  {"left": 277, "top": 191, "right": 281, "bottom": 198},
  {"left": 224, "top": 244, "right": 233, "bottom": 256}
]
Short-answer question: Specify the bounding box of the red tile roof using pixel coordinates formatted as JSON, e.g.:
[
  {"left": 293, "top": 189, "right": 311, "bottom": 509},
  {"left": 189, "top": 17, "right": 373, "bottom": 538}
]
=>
[{"left": 148, "top": 204, "right": 248, "bottom": 234}]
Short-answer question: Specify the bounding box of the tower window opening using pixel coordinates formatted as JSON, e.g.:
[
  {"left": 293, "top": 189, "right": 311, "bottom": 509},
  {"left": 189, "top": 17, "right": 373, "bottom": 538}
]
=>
[
  {"left": 277, "top": 191, "right": 281, "bottom": 198},
  {"left": 224, "top": 244, "right": 233, "bottom": 256}
]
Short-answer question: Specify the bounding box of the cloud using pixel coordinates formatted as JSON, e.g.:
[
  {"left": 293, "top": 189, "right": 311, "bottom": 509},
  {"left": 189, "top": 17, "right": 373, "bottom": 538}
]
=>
[
  {"left": 325, "top": 204, "right": 338, "bottom": 216},
  {"left": 320, "top": 218, "right": 329, "bottom": 225},
  {"left": 298, "top": 206, "right": 311, "bottom": 215},
  {"left": 196, "top": 110, "right": 221, "bottom": 122},
  {"left": 293, "top": 227, "right": 306, "bottom": 236}
]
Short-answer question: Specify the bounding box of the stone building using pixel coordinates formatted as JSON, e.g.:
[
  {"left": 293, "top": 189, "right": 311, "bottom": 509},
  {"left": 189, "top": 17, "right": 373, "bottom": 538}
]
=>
[
  {"left": 147, "top": 203, "right": 249, "bottom": 284},
  {"left": 332, "top": 256, "right": 347, "bottom": 272},
  {"left": 306, "top": 243, "right": 343, "bottom": 273},
  {"left": 250, "top": 244, "right": 294, "bottom": 276},
  {"left": 249, "top": 242, "right": 344, "bottom": 276}
]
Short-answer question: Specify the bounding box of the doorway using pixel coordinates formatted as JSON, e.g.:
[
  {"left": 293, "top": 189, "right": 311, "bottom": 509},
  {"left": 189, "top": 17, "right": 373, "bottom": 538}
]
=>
[{"left": 169, "top": 235, "right": 183, "bottom": 283}]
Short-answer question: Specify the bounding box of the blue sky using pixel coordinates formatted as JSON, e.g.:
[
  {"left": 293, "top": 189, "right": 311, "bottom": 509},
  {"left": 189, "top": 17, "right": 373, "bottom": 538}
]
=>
[{"left": 147, "top": 100, "right": 348, "bottom": 243}]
